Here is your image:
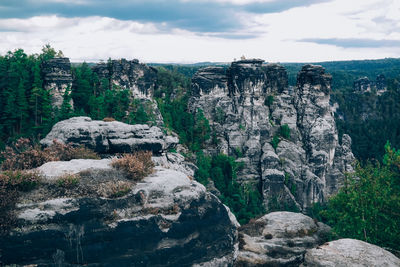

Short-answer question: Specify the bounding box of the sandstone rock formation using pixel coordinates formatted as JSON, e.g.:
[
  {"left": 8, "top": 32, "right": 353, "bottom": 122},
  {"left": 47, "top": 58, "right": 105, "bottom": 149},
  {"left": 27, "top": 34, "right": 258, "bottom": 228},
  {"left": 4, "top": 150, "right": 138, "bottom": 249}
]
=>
[
  {"left": 92, "top": 58, "right": 163, "bottom": 126},
  {"left": 302, "top": 238, "right": 400, "bottom": 267},
  {"left": 353, "top": 74, "right": 387, "bottom": 95},
  {"left": 0, "top": 161, "right": 238, "bottom": 266},
  {"left": 42, "top": 57, "right": 73, "bottom": 109},
  {"left": 236, "top": 211, "right": 331, "bottom": 266},
  {"left": 40, "top": 116, "right": 178, "bottom": 155},
  {"left": 92, "top": 58, "right": 157, "bottom": 99},
  {"left": 189, "top": 60, "right": 354, "bottom": 210}
]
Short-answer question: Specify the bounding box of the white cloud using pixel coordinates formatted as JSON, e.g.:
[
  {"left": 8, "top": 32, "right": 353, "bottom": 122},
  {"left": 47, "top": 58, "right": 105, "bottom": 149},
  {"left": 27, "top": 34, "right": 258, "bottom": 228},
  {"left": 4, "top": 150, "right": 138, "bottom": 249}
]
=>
[{"left": 0, "top": 0, "right": 399, "bottom": 63}]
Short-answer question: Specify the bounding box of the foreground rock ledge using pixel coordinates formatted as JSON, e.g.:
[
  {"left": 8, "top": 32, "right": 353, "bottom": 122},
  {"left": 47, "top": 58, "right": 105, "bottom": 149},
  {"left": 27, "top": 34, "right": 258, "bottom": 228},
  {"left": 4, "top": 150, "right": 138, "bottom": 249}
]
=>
[
  {"left": 236, "top": 211, "right": 331, "bottom": 266},
  {"left": 0, "top": 161, "right": 238, "bottom": 266},
  {"left": 302, "top": 238, "right": 400, "bottom": 267}
]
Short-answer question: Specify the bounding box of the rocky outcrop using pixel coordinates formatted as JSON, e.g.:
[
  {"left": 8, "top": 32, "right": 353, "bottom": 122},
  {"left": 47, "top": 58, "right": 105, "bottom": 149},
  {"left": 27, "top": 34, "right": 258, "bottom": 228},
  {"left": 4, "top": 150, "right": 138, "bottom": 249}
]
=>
[
  {"left": 42, "top": 57, "right": 73, "bottom": 109},
  {"left": 0, "top": 160, "right": 238, "bottom": 266},
  {"left": 40, "top": 117, "right": 178, "bottom": 155},
  {"left": 353, "top": 74, "right": 387, "bottom": 95},
  {"left": 92, "top": 58, "right": 157, "bottom": 99},
  {"left": 92, "top": 58, "right": 163, "bottom": 126},
  {"left": 189, "top": 60, "right": 354, "bottom": 210},
  {"left": 236, "top": 211, "right": 331, "bottom": 266},
  {"left": 302, "top": 238, "right": 400, "bottom": 267}
]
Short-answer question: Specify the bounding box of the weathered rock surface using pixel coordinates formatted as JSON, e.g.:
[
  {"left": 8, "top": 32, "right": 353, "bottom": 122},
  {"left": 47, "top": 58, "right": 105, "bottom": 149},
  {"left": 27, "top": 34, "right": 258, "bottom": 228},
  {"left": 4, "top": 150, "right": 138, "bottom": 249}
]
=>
[
  {"left": 92, "top": 58, "right": 163, "bottom": 126},
  {"left": 0, "top": 161, "right": 238, "bottom": 266},
  {"left": 42, "top": 57, "right": 73, "bottom": 109},
  {"left": 40, "top": 116, "right": 178, "bottom": 154},
  {"left": 236, "top": 211, "right": 331, "bottom": 266},
  {"left": 92, "top": 58, "right": 157, "bottom": 99},
  {"left": 353, "top": 74, "right": 387, "bottom": 95},
  {"left": 189, "top": 60, "right": 354, "bottom": 210},
  {"left": 302, "top": 238, "right": 400, "bottom": 267}
]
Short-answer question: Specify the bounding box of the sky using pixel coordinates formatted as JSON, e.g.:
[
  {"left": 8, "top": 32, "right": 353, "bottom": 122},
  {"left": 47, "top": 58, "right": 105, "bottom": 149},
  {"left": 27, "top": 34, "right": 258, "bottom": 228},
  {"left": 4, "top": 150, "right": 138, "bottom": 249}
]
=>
[{"left": 0, "top": 0, "right": 399, "bottom": 63}]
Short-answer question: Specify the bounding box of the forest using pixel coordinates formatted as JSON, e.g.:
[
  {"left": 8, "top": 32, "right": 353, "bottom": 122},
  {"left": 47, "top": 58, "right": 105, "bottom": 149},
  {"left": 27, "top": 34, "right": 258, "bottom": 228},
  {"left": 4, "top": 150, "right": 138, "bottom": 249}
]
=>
[{"left": 0, "top": 47, "right": 399, "bottom": 253}]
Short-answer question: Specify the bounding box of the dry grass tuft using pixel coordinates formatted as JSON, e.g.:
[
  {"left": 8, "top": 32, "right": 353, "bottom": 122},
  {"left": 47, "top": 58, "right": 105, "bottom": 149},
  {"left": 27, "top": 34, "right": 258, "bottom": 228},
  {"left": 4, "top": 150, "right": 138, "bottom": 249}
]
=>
[
  {"left": 56, "top": 173, "right": 80, "bottom": 188},
  {"left": 103, "top": 117, "right": 116, "bottom": 122},
  {"left": 0, "top": 170, "right": 42, "bottom": 234},
  {"left": 98, "top": 181, "right": 133, "bottom": 198},
  {"left": 111, "top": 151, "right": 154, "bottom": 181},
  {"left": 0, "top": 138, "right": 100, "bottom": 171}
]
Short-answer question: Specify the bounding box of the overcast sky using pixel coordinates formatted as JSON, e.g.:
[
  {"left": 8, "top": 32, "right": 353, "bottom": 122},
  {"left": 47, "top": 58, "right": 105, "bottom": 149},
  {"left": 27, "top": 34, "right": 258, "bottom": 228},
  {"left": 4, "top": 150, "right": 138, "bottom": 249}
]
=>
[{"left": 0, "top": 0, "right": 399, "bottom": 63}]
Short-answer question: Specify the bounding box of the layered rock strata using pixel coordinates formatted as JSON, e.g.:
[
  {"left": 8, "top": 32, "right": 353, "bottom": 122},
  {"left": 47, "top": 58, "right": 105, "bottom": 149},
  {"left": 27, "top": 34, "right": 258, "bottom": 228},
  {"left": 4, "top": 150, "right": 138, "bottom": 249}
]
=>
[
  {"left": 42, "top": 57, "right": 73, "bottom": 109},
  {"left": 189, "top": 60, "right": 354, "bottom": 210},
  {"left": 40, "top": 116, "right": 178, "bottom": 155},
  {"left": 236, "top": 211, "right": 331, "bottom": 266},
  {"left": 0, "top": 160, "right": 238, "bottom": 266},
  {"left": 92, "top": 58, "right": 163, "bottom": 126}
]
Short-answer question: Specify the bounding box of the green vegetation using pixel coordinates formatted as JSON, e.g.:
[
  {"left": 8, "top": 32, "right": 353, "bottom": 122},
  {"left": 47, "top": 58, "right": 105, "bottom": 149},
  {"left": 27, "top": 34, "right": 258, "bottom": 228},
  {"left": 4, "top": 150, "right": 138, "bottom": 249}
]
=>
[
  {"left": 280, "top": 124, "right": 291, "bottom": 139},
  {"left": 271, "top": 135, "right": 280, "bottom": 150},
  {"left": 264, "top": 95, "right": 274, "bottom": 107},
  {"left": 195, "top": 152, "right": 264, "bottom": 224},
  {"left": 0, "top": 47, "right": 57, "bottom": 143},
  {"left": 56, "top": 174, "right": 80, "bottom": 188},
  {"left": 0, "top": 170, "right": 42, "bottom": 234},
  {"left": 318, "top": 142, "right": 400, "bottom": 253},
  {"left": 155, "top": 67, "right": 210, "bottom": 151}
]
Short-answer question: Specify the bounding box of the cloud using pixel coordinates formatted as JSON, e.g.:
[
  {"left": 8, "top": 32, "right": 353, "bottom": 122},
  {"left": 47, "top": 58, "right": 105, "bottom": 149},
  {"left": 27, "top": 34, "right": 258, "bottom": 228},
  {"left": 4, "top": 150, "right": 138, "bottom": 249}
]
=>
[
  {"left": 0, "top": 0, "right": 330, "bottom": 34},
  {"left": 298, "top": 38, "right": 400, "bottom": 48},
  {"left": 243, "top": 0, "right": 331, "bottom": 13}
]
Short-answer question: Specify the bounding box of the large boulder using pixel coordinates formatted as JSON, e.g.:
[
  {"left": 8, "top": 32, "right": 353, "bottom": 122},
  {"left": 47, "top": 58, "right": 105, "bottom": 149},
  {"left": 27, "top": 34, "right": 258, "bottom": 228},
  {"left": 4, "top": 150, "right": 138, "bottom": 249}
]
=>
[
  {"left": 40, "top": 117, "right": 178, "bottom": 155},
  {"left": 302, "top": 238, "right": 400, "bottom": 267},
  {"left": 0, "top": 160, "right": 238, "bottom": 266},
  {"left": 236, "top": 211, "right": 331, "bottom": 266}
]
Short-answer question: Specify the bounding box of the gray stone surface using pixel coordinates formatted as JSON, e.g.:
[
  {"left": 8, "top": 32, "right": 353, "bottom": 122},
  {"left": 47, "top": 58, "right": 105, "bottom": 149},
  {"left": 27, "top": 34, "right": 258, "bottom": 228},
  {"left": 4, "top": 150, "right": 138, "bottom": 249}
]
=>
[
  {"left": 236, "top": 211, "right": 331, "bottom": 266},
  {"left": 42, "top": 57, "right": 73, "bottom": 109},
  {"left": 0, "top": 163, "right": 238, "bottom": 266},
  {"left": 189, "top": 60, "right": 355, "bottom": 210},
  {"left": 302, "top": 238, "right": 400, "bottom": 267},
  {"left": 92, "top": 58, "right": 164, "bottom": 126},
  {"left": 40, "top": 116, "right": 178, "bottom": 154}
]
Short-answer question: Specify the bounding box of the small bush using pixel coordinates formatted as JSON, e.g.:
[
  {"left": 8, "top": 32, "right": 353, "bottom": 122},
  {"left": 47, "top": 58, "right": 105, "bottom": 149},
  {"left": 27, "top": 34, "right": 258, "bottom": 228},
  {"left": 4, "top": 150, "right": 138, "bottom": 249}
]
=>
[
  {"left": 44, "top": 140, "right": 100, "bottom": 161},
  {"left": 111, "top": 151, "right": 154, "bottom": 181},
  {"left": 1, "top": 170, "right": 41, "bottom": 191},
  {"left": 0, "top": 138, "right": 48, "bottom": 170},
  {"left": 0, "top": 138, "right": 100, "bottom": 171},
  {"left": 265, "top": 95, "right": 274, "bottom": 107},
  {"left": 103, "top": 117, "right": 116, "bottom": 122},
  {"left": 57, "top": 174, "right": 80, "bottom": 188},
  {"left": 98, "top": 181, "right": 132, "bottom": 198},
  {"left": 280, "top": 124, "right": 291, "bottom": 139},
  {"left": 0, "top": 170, "right": 42, "bottom": 234},
  {"left": 271, "top": 135, "right": 280, "bottom": 150}
]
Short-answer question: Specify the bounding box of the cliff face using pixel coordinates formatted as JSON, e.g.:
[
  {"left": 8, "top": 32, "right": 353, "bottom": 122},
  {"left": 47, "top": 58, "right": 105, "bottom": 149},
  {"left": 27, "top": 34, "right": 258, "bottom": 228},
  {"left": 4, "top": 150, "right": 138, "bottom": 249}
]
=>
[
  {"left": 92, "top": 59, "right": 163, "bottom": 126},
  {"left": 189, "top": 60, "right": 354, "bottom": 210},
  {"left": 92, "top": 58, "right": 157, "bottom": 99},
  {"left": 42, "top": 57, "right": 73, "bottom": 109}
]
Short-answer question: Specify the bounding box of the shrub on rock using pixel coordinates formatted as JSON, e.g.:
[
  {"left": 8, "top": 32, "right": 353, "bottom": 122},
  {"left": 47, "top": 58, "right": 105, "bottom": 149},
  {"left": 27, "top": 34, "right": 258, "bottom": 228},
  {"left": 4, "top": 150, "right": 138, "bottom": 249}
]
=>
[
  {"left": 111, "top": 151, "right": 154, "bottom": 181},
  {"left": 0, "top": 138, "right": 100, "bottom": 171}
]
